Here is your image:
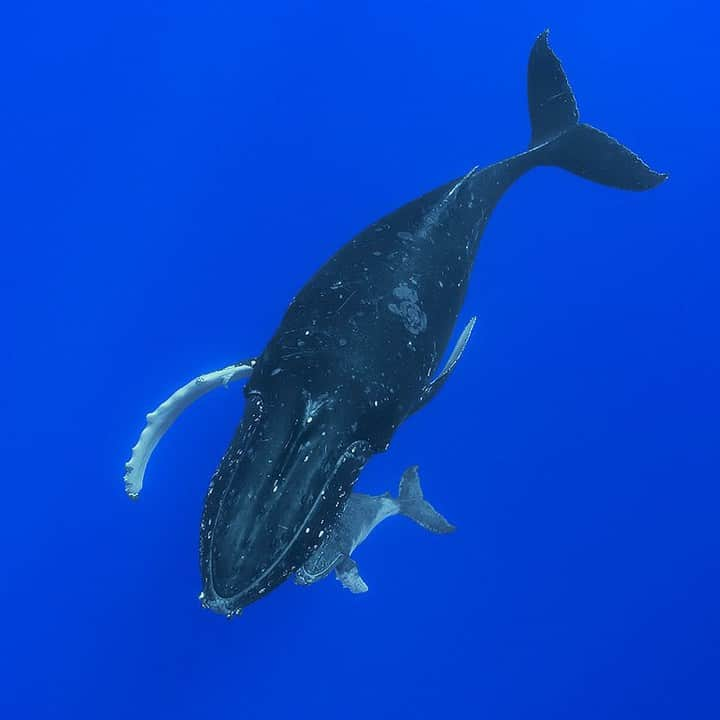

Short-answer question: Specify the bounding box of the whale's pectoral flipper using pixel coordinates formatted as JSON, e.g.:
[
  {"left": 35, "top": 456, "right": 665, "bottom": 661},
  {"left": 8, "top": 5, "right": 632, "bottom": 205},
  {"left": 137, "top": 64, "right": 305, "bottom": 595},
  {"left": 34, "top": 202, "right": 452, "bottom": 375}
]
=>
[
  {"left": 123, "top": 359, "right": 255, "bottom": 498},
  {"left": 335, "top": 557, "right": 369, "bottom": 594},
  {"left": 398, "top": 466, "right": 456, "bottom": 534},
  {"left": 414, "top": 316, "right": 476, "bottom": 414}
]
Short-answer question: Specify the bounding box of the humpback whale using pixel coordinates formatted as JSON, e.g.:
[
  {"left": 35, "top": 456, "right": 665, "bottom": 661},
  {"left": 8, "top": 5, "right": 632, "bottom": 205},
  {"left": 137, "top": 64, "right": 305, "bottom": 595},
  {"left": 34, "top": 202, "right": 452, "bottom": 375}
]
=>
[
  {"left": 124, "top": 32, "right": 666, "bottom": 617},
  {"left": 295, "top": 466, "right": 454, "bottom": 593}
]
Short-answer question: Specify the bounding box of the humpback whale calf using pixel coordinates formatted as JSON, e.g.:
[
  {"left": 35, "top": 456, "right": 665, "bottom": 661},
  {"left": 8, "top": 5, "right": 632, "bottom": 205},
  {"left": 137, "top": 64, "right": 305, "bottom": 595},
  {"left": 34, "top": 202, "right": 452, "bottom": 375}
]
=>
[
  {"left": 295, "top": 466, "right": 455, "bottom": 594},
  {"left": 124, "top": 32, "right": 666, "bottom": 617}
]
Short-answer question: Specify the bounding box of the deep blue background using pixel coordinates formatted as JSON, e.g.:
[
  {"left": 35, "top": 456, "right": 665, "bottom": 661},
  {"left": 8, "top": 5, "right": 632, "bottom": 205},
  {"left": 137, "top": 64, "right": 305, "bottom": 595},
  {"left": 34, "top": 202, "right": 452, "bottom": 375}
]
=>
[{"left": 1, "top": 2, "right": 717, "bottom": 718}]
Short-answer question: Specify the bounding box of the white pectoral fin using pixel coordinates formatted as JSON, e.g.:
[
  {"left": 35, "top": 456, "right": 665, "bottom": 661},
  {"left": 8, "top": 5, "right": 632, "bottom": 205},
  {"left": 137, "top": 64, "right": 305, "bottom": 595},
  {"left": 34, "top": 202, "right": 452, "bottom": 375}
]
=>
[
  {"left": 335, "top": 557, "right": 369, "bottom": 594},
  {"left": 441, "top": 315, "right": 476, "bottom": 376},
  {"left": 123, "top": 360, "right": 255, "bottom": 499},
  {"left": 416, "top": 315, "right": 476, "bottom": 412}
]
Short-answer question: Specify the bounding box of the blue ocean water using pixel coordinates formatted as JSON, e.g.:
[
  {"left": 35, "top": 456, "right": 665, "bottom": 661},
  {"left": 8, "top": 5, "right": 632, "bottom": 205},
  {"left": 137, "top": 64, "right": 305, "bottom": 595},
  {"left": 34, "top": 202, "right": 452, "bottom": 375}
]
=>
[{"left": 1, "top": 1, "right": 718, "bottom": 717}]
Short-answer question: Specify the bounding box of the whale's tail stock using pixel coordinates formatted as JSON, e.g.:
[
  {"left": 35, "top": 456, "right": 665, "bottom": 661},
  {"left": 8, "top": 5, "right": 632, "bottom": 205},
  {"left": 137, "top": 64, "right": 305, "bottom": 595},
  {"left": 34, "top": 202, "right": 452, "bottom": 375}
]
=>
[{"left": 527, "top": 30, "right": 667, "bottom": 190}]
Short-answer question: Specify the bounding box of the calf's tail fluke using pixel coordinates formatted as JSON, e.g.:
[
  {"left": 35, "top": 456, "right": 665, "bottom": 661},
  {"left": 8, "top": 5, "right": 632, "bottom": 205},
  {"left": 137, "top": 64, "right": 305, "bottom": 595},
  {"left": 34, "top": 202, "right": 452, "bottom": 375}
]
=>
[
  {"left": 528, "top": 30, "right": 668, "bottom": 190},
  {"left": 397, "top": 466, "right": 455, "bottom": 534}
]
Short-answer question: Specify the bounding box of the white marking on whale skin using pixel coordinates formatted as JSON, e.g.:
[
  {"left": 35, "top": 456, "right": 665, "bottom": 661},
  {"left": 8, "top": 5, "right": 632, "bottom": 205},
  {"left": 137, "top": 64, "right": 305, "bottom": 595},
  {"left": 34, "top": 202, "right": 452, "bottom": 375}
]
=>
[
  {"left": 388, "top": 283, "right": 427, "bottom": 336},
  {"left": 303, "top": 393, "right": 331, "bottom": 425},
  {"left": 447, "top": 166, "right": 478, "bottom": 198}
]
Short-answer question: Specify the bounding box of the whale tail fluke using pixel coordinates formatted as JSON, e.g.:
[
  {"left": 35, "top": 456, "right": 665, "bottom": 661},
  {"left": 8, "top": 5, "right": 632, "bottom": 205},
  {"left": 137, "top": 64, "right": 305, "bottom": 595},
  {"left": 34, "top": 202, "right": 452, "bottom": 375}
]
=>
[
  {"left": 527, "top": 30, "right": 668, "bottom": 191},
  {"left": 397, "top": 466, "right": 456, "bottom": 534}
]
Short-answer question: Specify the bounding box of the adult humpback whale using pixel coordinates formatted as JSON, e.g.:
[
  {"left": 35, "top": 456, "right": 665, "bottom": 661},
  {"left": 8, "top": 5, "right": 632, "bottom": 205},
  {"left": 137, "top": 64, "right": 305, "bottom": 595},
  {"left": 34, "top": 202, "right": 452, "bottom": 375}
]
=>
[{"left": 124, "top": 32, "right": 666, "bottom": 617}]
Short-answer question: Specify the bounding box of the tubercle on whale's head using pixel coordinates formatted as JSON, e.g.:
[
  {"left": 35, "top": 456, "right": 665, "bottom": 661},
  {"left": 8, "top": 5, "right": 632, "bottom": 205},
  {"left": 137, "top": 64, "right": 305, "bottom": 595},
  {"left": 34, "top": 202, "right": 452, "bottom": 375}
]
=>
[{"left": 197, "top": 381, "right": 373, "bottom": 617}]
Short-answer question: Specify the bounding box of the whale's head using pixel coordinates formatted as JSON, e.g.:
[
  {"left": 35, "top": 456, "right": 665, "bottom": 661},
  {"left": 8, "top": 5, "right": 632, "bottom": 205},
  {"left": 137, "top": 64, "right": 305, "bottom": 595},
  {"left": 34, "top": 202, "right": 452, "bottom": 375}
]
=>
[{"left": 198, "top": 378, "right": 372, "bottom": 617}]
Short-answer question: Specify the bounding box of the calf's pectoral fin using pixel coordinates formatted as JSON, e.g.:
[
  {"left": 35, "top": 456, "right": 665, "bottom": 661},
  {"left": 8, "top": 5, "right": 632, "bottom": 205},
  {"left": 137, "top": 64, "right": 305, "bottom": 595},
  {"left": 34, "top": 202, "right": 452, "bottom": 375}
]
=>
[
  {"left": 335, "top": 557, "right": 369, "bottom": 594},
  {"left": 123, "top": 359, "right": 256, "bottom": 499},
  {"left": 414, "top": 316, "right": 476, "bottom": 414}
]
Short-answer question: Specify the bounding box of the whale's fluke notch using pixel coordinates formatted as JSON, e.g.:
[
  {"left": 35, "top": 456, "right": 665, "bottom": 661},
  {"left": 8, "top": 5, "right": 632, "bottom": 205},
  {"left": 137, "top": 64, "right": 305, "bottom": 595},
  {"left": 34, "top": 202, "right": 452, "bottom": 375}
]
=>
[
  {"left": 527, "top": 30, "right": 668, "bottom": 190},
  {"left": 123, "top": 360, "right": 255, "bottom": 498}
]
